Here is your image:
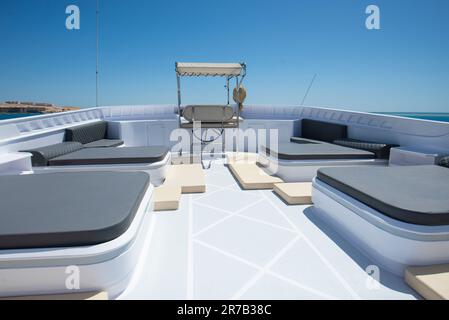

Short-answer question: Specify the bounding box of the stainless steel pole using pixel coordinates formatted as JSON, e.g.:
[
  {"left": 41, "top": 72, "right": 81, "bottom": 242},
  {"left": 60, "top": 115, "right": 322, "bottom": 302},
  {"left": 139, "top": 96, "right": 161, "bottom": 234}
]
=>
[{"left": 177, "top": 74, "right": 182, "bottom": 127}]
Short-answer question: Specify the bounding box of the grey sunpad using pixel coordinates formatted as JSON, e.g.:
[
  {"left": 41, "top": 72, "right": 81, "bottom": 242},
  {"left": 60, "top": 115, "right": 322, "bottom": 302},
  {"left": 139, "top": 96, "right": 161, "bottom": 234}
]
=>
[
  {"left": 263, "top": 142, "right": 375, "bottom": 160},
  {"left": 83, "top": 139, "right": 124, "bottom": 148},
  {"left": 49, "top": 146, "right": 169, "bottom": 166},
  {"left": 0, "top": 171, "right": 150, "bottom": 249},
  {"left": 22, "top": 142, "right": 84, "bottom": 167},
  {"left": 317, "top": 165, "right": 449, "bottom": 226}
]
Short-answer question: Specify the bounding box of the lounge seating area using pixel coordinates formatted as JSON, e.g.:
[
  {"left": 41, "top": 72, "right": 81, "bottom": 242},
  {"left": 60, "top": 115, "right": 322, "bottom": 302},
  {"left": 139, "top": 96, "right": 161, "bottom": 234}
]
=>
[
  {"left": 312, "top": 159, "right": 449, "bottom": 276},
  {"left": 259, "top": 119, "right": 395, "bottom": 182},
  {"left": 270, "top": 119, "right": 398, "bottom": 160},
  {"left": 20, "top": 121, "right": 171, "bottom": 185}
]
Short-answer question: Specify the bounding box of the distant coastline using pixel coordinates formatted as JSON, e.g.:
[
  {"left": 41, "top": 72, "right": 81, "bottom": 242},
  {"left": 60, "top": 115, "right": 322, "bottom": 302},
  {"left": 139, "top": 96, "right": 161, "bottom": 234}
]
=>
[{"left": 0, "top": 101, "right": 80, "bottom": 121}]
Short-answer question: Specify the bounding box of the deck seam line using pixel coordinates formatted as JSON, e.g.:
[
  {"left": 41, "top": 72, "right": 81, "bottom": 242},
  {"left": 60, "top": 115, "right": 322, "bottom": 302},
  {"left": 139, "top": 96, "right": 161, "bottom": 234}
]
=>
[
  {"left": 187, "top": 194, "right": 194, "bottom": 299},
  {"left": 258, "top": 190, "right": 361, "bottom": 300},
  {"left": 231, "top": 235, "right": 301, "bottom": 300},
  {"left": 194, "top": 239, "right": 337, "bottom": 300},
  {"left": 234, "top": 214, "right": 297, "bottom": 233},
  {"left": 192, "top": 199, "right": 265, "bottom": 237}
]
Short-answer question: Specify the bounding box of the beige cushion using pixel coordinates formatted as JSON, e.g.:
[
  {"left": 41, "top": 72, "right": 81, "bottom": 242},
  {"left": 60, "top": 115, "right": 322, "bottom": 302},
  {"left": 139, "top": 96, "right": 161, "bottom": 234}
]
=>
[
  {"left": 0, "top": 291, "right": 108, "bottom": 300},
  {"left": 228, "top": 162, "right": 283, "bottom": 190},
  {"left": 405, "top": 265, "right": 449, "bottom": 300},
  {"left": 226, "top": 152, "right": 258, "bottom": 164},
  {"left": 171, "top": 154, "right": 201, "bottom": 165},
  {"left": 273, "top": 183, "right": 313, "bottom": 205},
  {"left": 165, "top": 164, "right": 206, "bottom": 193},
  {"left": 153, "top": 185, "right": 182, "bottom": 211}
]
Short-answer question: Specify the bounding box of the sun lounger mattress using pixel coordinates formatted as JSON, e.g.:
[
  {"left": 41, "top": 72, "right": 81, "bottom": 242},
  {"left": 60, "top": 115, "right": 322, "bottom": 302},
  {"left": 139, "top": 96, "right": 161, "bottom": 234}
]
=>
[
  {"left": 263, "top": 142, "right": 375, "bottom": 160},
  {"left": 48, "top": 146, "right": 169, "bottom": 166},
  {"left": 0, "top": 171, "right": 150, "bottom": 249},
  {"left": 22, "top": 142, "right": 84, "bottom": 167},
  {"left": 82, "top": 139, "right": 124, "bottom": 148},
  {"left": 317, "top": 165, "right": 449, "bottom": 226}
]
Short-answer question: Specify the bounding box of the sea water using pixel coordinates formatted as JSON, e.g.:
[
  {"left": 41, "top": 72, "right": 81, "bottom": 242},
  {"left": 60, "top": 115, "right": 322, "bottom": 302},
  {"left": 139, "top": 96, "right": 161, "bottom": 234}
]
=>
[{"left": 0, "top": 113, "right": 41, "bottom": 120}]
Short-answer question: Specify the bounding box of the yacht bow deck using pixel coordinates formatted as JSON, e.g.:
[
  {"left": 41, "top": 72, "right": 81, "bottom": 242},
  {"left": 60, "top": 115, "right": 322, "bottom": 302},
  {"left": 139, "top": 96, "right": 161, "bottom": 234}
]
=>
[{"left": 118, "top": 160, "right": 417, "bottom": 300}]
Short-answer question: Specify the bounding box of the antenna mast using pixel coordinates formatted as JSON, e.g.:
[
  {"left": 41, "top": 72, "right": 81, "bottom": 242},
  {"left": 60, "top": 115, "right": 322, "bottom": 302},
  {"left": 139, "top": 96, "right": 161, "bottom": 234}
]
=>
[
  {"left": 96, "top": 0, "right": 100, "bottom": 108},
  {"left": 301, "top": 73, "right": 317, "bottom": 106}
]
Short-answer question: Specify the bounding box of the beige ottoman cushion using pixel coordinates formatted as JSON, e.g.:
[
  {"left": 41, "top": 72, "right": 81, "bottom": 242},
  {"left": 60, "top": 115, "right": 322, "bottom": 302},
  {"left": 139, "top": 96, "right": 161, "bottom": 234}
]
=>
[
  {"left": 165, "top": 164, "right": 206, "bottom": 193},
  {"left": 273, "top": 183, "right": 313, "bottom": 205},
  {"left": 153, "top": 185, "right": 182, "bottom": 211},
  {"left": 228, "top": 162, "right": 283, "bottom": 190},
  {"left": 405, "top": 264, "right": 449, "bottom": 300}
]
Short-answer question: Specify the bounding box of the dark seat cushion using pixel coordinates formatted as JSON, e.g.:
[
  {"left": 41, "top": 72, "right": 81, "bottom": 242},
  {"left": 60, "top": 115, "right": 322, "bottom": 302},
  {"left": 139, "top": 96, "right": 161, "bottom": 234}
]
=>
[
  {"left": 0, "top": 171, "right": 150, "bottom": 249},
  {"left": 263, "top": 142, "right": 375, "bottom": 160},
  {"left": 317, "top": 165, "right": 449, "bottom": 226},
  {"left": 48, "top": 146, "right": 169, "bottom": 166},
  {"left": 83, "top": 139, "right": 124, "bottom": 148},
  {"left": 333, "top": 139, "right": 398, "bottom": 159},
  {"left": 22, "top": 142, "right": 83, "bottom": 167},
  {"left": 301, "top": 119, "right": 347, "bottom": 143},
  {"left": 439, "top": 156, "right": 449, "bottom": 168},
  {"left": 65, "top": 121, "right": 108, "bottom": 144}
]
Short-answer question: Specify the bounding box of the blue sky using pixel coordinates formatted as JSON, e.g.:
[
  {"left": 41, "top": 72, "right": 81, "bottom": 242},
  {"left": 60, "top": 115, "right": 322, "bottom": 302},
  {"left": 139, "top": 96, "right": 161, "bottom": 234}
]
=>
[{"left": 0, "top": 0, "right": 448, "bottom": 112}]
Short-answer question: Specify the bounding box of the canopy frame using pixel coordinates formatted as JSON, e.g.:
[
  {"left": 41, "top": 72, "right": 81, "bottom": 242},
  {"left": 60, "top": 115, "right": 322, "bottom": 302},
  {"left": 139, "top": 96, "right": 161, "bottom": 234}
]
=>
[{"left": 175, "top": 62, "right": 246, "bottom": 127}]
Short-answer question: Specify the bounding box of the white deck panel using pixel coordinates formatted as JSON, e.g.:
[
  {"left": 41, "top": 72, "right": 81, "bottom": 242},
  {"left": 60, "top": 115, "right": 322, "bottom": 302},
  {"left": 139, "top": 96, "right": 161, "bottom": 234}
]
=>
[{"left": 118, "top": 160, "right": 418, "bottom": 300}]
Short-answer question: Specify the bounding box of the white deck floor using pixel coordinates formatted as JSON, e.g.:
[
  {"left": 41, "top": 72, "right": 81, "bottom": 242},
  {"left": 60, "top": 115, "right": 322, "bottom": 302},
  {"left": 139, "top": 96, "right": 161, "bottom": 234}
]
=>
[{"left": 118, "top": 160, "right": 419, "bottom": 300}]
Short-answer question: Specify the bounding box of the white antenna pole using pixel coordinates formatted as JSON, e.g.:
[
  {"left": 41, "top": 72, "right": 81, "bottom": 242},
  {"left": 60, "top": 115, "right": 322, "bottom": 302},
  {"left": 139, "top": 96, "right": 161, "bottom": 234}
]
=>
[{"left": 96, "top": 0, "right": 100, "bottom": 108}]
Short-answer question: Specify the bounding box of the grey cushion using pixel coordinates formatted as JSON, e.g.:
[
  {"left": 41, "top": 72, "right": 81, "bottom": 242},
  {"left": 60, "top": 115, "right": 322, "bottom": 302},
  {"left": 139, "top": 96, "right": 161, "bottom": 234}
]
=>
[
  {"left": 263, "top": 142, "right": 374, "bottom": 160},
  {"left": 439, "top": 156, "right": 449, "bottom": 168},
  {"left": 333, "top": 139, "right": 398, "bottom": 159},
  {"left": 317, "top": 165, "right": 449, "bottom": 226},
  {"left": 0, "top": 171, "right": 150, "bottom": 249},
  {"left": 290, "top": 137, "right": 321, "bottom": 144},
  {"left": 22, "top": 142, "right": 83, "bottom": 167},
  {"left": 83, "top": 139, "right": 124, "bottom": 148},
  {"left": 49, "top": 146, "right": 169, "bottom": 166},
  {"left": 65, "top": 121, "right": 108, "bottom": 144},
  {"left": 301, "top": 119, "right": 347, "bottom": 143}
]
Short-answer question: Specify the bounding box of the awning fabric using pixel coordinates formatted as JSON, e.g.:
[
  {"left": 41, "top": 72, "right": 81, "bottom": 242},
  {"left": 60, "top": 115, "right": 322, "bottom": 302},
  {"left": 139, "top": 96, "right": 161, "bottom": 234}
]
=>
[{"left": 176, "top": 62, "right": 244, "bottom": 77}]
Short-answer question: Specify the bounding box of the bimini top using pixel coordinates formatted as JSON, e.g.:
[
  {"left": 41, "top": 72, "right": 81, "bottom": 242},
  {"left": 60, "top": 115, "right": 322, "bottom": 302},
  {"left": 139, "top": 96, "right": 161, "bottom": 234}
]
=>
[{"left": 176, "top": 62, "right": 245, "bottom": 77}]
